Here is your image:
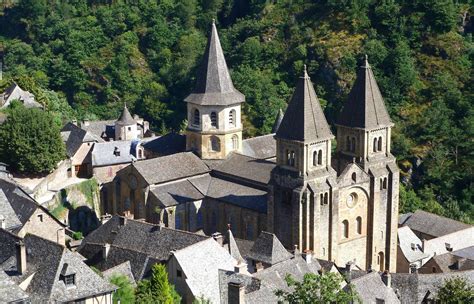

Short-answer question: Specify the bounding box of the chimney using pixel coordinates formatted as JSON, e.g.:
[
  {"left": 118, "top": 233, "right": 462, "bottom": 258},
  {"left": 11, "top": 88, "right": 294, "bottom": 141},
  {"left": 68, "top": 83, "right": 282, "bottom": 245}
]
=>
[
  {"left": 101, "top": 214, "right": 112, "bottom": 224},
  {"left": 302, "top": 250, "right": 312, "bottom": 264},
  {"left": 102, "top": 243, "right": 110, "bottom": 260},
  {"left": 382, "top": 270, "right": 391, "bottom": 288},
  {"left": 345, "top": 261, "right": 354, "bottom": 283},
  {"left": 212, "top": 232, "right": 224, "bottom": 246},
  {"left": 16, "top": 240, "right": 27, "bottom": 274},
  {"left": 0, "top": 215, "right": 5, "bottom": 229},
  {"left": 294, "top": 244, "right": 300, "bottom": 256},
  {"left": 113, "top": 147, "right": 121, "bottom": 156},
  {"left": 82, "top": 120, "right": 90, "bottom": 127},
  {"left": 255, "top": 262, "right": 264, "bottom": 272},
  {"left": 422, "top": 239, "right": 426, "bottom": 252},
  {"left": 234, "top": 261, "right": 247, "bottom": 274},
  {"left": 119, "top": 216, "right": 127, "bottom": 226},
  {"left": 445, "top": 243, "right": 453, "bottom": 252},
  {"left": 228, "top": 279, "right": 245, "bottom": 304},
  {"left": 71, "top": 120, "right": 77, "bottom": 126}
]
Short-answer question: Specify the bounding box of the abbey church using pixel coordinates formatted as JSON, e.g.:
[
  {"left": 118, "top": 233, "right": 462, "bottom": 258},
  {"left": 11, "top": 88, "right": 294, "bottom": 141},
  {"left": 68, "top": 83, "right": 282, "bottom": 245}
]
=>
[{"left": 103, "top": 21, "right": 399, "bottom": 272}]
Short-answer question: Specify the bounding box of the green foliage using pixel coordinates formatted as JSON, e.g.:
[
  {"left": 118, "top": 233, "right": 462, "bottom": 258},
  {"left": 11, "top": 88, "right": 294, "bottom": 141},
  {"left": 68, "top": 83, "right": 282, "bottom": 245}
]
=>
[
  {"left": 135, "top": 264, "right": 181, "bottom": 304},
  {"left": 0, "top": 103, "right": 65, "bottom": 173},
  {"left": 110, "top": 274, "right": 135, "bottom": 304},
  {"left": 71, "top": 231, "right": 83, "bottom": 240},
  {"left": 435, "top": 277, "right": 474, "bottom": 303},
  {"left": 275, "top": 271, "right": 360, "bottom": 304},
  {"left": 77, "top": 178, "right": 99, "bottom": 207}
]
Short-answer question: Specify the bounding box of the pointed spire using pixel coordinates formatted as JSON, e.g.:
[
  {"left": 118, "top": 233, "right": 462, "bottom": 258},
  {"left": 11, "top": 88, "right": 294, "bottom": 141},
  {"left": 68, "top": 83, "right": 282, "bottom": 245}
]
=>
[
  {"left": 116, "top": 103, "right": 135, "bottom": 125},
  {"left": 271, "top": 108, "right": 284, "bottom": 133},
  {"left": 336, "top": 56, "right": 392, "bottom": 129},
  {"left": 227, "top": 226, "right": 244, "bottom": 263},
  {"left": 184, "top": 21, "right": 245, "bottom": 106},
  {"left": 275, "top": 66, "right": 333, "bottom": 142}
]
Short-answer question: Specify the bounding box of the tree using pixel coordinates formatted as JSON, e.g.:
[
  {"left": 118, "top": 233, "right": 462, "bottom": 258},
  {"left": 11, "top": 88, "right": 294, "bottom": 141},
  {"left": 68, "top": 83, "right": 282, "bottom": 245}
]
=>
[
  {"left": 0, "top": 103, "right": 65, "bottom": 173},
  {"left": 134, "top": 264, "right": 181, "bottom": 304},
  {"left": 110, "top": 274, "right": 135, "bottom": 304},
  {"left": 436, "top": 277, "right": 474, "bottom": 303},
  {"left": 275, "top": 271, "right": 360, "bottom": 304}
]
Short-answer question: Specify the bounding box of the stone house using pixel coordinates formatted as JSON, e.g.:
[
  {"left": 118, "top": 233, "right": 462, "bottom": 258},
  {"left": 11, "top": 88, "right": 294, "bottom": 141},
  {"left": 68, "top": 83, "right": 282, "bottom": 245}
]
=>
[
  {"left": 0, "top": 177, "right": 66, "bottom": 245},
  {"left": 0, "top": 82, "right": 41, "bottom": 109},
  {"left": 0, "top": 230, "right": 116, "bottom": 303}
]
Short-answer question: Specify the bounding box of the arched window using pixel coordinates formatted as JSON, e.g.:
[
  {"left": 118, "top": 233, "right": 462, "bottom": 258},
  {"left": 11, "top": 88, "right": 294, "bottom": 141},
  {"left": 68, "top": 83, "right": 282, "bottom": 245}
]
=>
[
  {"left": 378, "top": 136, "right": 383, "bottom": 151},
  {"left": 346, "top": 136, "right": 351, "bottom": 151},
  {"left": 351, "top": 137, "right": 356, "bottom": 152},
  {"left": 286, "top": 150, "right": 291, "bottom": 165},
  {"left": 356, "top": 217, "right": 362, "bottom": 234},
  {"left": 324, "top": 192, "right": 328, "bottom": 205},
  {"left": 232, "top": 135, "right": 239, "bottom": 150},
  {"left": 378, "top": 251, "right": 385, "bottom": 271},
  {"left": 193, "top": 109, "right": 200, "bottom": 125},
  {"left": 210, "top": 112, "right": 217, "bottom": 128},
  {"left": 289, "top": 151, "right": 296, "bottom": 166},
  {"left": 380, "top": 178, "right": 383, "bottom": 190},
  {"left": 383, "top": 177, "right": 388, "bottom": 189},
  {"left": 229, "top": 109, "right": 236, "bottom": 127},
  {"left": 318, "top": 150, "right": 322, "bottom": 165},
  {"left": 320, "top": 193, "right": 324, "bottom": 205},
  {"left": 373, "top": 137, "right": 378, "bottom": 152},
  {"left": 342, "top": 220, "right": 349, "bottom": 238},
  {"left": 210, "top": 136, "right": 220, "bottom": 152},
  {"left": 351, "top": 172, "right": 357, "bottom": 182},
  {"left": 313, "top": 151, "right": 317, "bottom": 166}
]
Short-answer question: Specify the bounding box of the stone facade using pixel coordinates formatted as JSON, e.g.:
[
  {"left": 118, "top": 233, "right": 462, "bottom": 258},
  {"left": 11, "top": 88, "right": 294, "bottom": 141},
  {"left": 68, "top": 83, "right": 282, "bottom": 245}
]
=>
[{"left": 17, "top": 207, "right": 66, "bottom": 245}]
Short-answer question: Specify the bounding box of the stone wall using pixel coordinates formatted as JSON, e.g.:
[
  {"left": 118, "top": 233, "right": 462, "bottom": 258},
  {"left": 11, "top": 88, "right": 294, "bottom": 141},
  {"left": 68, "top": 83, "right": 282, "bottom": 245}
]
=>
[{"left": 18, "top": 207, "right": 65, "bottom": 245}]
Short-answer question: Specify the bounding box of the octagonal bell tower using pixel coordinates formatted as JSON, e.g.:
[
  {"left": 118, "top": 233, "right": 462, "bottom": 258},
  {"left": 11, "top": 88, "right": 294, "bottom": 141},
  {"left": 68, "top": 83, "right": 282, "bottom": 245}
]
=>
[{"left": 184, "top": 20, "right": 245, "bottom": 159}]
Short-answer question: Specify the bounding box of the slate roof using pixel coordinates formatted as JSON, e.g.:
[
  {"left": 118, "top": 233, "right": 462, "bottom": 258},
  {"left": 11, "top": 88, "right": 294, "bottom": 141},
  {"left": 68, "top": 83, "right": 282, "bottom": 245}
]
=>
[
  {"left": 185, "top": 21, "right": 245, "bottom": 106},
  {"left": 0, "top": 189, "right": 23, "bottom": 231},
  {"left": 80, "top": 120, "right": 116, "bottom": 140},
  {"left": 102, "top": 260, "right": 136, "bottom": 286},
  {"left": 271, "top": 108, "right": 284, "bottom": 133},
  {"left": 337, "top": 57, "right": 392, "bottom": 129},
  {"left": 142, "top": 132, "right": 186, "bottom": 156},
  {"left": 218, "top": 270, "right": 260, "bottom": 304},
  {"left": 79, "top": 216, "right": 209, "bottom": 278},
  {"left": 91, "top": 140, "right": 136, "bottom": 167},
  {"left": 347, "top": 271, "right": 400, "bottom": 303},
  {"left": 398, "top": 226, "right": 430, "bottom": 263},
  {"left": 61, "top": 122, "right": 101, "bottom": 158},
  {"left": 247, "top": 231, "right": 292, "bottom": 265},
  {"left": 150, "top": 176, "right": 207, "bottom": 208},
  {"left": 227, "top": 229, "right": 244, "bottom": 262},
  {"left": 241, "top": 134, "right": 276, "bottom": 159},
  {"left": 206, "top": 177, "right": 267, "bottom": 213},
  {"left": 0, "top": 269, "right": 30, "bottom": 303},
  {"left": 429, "top": 252, "right": 474, "bottom": 273},
  {"left": 0, "top": 233, "right": 115, "bottom": 303},
  {"left": 452, "top": 246, "right": 474, "bottom": 260},
  {"left": 173, "top": 238, "right": 236, "bottom": 303},
  {"left": 0, "top": 83, "right": 40, "bottom": 109},
  {"left": 213, "top": 152, "right": 275, "bottom": 186},
  {"left": 132, "top": 152, "right": 209, "bottom": 185},
  {"left": 116, "top": 104, "right": 136, "bottom": 125},
  {"left": 400, "top": 210, "right": 472, "bottom": 238},
  {"left": 234, "top": 238, "right": 255, "bottom": 260},
  {"left": 276, "top": 68, "right": 333, "bottom": 142},
  {"left": 391, "top": 270, "right": 474, "bottom": 303}
]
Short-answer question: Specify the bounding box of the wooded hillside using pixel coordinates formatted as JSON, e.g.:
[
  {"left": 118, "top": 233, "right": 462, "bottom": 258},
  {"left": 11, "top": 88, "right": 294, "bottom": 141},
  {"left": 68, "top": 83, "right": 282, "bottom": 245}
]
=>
[{"left": 0, "top": 0, "right": 472, "bottom": 223}]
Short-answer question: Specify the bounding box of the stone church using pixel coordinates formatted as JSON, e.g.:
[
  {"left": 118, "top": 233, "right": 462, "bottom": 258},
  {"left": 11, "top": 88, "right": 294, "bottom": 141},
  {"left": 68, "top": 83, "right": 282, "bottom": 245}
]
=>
[{"left": 104, "top": 21, "right": 399, "bottom": 272}]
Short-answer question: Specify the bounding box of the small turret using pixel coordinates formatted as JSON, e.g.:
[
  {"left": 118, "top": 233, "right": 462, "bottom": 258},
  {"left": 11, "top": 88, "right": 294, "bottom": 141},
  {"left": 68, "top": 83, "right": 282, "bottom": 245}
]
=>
[{"left": 115, "top": 104, "right": 137, "bottom": 141}]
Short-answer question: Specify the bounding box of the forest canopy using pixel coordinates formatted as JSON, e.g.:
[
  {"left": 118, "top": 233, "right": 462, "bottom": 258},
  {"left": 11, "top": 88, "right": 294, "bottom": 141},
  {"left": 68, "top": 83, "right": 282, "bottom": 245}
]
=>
[{"left": 0, "top": 0, "right": 473, "bottom": 223}]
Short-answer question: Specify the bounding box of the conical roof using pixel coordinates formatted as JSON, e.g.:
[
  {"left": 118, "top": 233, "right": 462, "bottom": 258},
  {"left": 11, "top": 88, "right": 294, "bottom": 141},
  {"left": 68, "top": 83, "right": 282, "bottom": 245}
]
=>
[
  {"left": 271, "top": 108, "right": 284, "bottom": 133},
  {"left": 247, "top": 231, "right": 292, "bottom": 265},
  {"left": 116, "top": 104, "right": 135, "bottom": 125},
  {"left": 184, "top": 20, "right": 245, "bottom": 106},
  {"left": 275, "top": 67, "right": 333, "bottom": 142},
  {"left": 227, "top": 228, "right": 244, "bottom": 262},
  {"left": 337, "top": 56, "right": 392, "bottom": 129}
]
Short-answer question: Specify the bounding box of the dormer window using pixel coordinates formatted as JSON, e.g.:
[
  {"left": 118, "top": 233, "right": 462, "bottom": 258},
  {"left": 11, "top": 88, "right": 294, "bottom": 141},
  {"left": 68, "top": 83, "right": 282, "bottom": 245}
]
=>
[
  {"left": 113, "top": 147, "right": 120, "bottom": 156},
  {"left": 64, "top": 274, "right": 75, "bottom": 287}
]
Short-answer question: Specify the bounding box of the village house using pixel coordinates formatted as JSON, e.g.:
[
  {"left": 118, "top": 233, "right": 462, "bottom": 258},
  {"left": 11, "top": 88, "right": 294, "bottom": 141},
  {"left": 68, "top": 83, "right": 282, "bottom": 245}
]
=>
[{"left": 0, "top": 82, "right": 41, "bottom": 109}]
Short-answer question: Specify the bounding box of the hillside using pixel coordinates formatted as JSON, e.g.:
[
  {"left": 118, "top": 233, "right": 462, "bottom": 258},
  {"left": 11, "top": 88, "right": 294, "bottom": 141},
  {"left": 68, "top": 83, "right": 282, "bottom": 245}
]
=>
[{"left": 0, "top": 0, "right": 473, "bottom": 223}]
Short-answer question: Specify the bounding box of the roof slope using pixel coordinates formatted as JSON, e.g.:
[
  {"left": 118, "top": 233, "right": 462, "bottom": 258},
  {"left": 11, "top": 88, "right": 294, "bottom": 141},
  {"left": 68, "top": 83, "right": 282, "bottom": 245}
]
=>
[
  {"left": 271, "top": 109, "right": 284, "bottom": 133},
  {"left": 116, "top": 104, "right": 135, "bottom": 125},
  {"left": 398, "top": 226, "right": 430, "bottom": 263},
  {"left": 241, "top": 134, "right": 276, "bottom": 159},
  {"left": 0, "top": 270, "right": 30, "bottom": 303},
  {"left": 150, "top": 177, "right": 206, "bottom": 208},
  {"left": 184, "top": 21, "right": 244, "bottom": 106},
  {"left": 213, "top": 152, "right": 275, "bottom": 185},
  {"left": 337, "top": 57, "right": 392, "bottom": 129},
  {"left": 400, "top": 210, "right": 471, "bottom": 238},
  {"left": 247, "top": 231, "right": 292, "bottom": 265},
  {"left": 276, "top": 68, "right": 333, "bottom": 142},
  {"left": 142, "top": 133, "right": 186, "bottom": 156},
  {"left": 348, "top": 272, "right": 400, "bottom": 303}
]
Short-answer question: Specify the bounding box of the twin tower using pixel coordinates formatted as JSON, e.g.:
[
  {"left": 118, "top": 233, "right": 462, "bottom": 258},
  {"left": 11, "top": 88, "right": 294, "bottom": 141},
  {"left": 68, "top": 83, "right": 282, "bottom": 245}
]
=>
[{"left": 185, "top": 22, "right": 399, "bottom": 272}]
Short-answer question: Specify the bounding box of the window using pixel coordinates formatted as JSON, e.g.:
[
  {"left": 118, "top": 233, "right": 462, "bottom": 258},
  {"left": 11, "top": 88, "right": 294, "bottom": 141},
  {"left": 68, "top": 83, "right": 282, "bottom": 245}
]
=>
[
  {"left": 37, "top": 214, "right": 43, "bottom": 222},
  {"left": 63, "top": 274, "right": 75, "bottom": 287},
  {"left": 193, "top": 109, "right": 200, "bottom": 125},
  {"left": 177, "top": 269, "right": 182, "bottom": 278},
  {"left": 313, "top": 151, "right": 317, "bottom": 166},
  {"left": 324, "top": 192, "right": 329, "bottom": 205},
  {"left": 346, "top": 136, "right": 351, "bottom": 151},
  {"left": 351, "top": 172, "right": 356, "bottom": 182},
  {"left": 318, "top": 150, "right": 322, "bottom": 165},
  {"left": 128, "top": 126, "right": 131, "bottom": 131},
  {"left": 320, "top": 193, "right": 324, "bottom": 205},
  {"left": 432, "top": 267, "right": 437, "bottom": 273},
  {"left": 378, "top": 252, "right": 385, "bottom": 271},
  {"left": 378, "top": 136, "right": 383, "bottom": 151},
  {"left": 383, "top": 177, "right": 388, "bottom": 189},
  {"left": 229, "top": 109, "right": 236, "bottom": 127},
  {"left": 287, "top": 150, "right": 295, "bottom": 166},
  {"left": 210, "top": 112, "right": 217, "bottom": 127},
  {"left": 351, "top": 137, "right": 356, "bottom": 152},
  {"left": 210, "top": 136, "right": 220, "bottom": 152},
  {"left": 290, "top": 151, "right": 296, "bottom": 166},
  {"left": 380, "top": 178, "right": 383, "bottom": 190},
  {"left": 342, "top": 220, "right": 349, "bottom": 238},
  {"left": 356, "top": 217, "right": 362, "bottom": 234},
  {"left": 196, "top": 208, "right": 203, "bottom": 229},
  {"left": 232, "top": 135, "right": 239, "bottom": 150},
  {"left": 373, "top": 137, "right": 378, "bottom": 152}
]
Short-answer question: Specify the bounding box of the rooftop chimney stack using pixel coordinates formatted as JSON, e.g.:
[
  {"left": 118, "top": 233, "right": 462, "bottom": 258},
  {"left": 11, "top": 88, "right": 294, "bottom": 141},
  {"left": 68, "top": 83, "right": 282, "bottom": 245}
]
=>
[
  {"left": 345, "top": 261, "right": 354, "bottom": 283},
  {"left": 119, "top": 216, "right": 127, "bottom": 226},
  {"left": 16, "top": 240, "right": 27, "bottom": 275},
  {"left": 382, "top": 270, "right": 391, "bottom": 288},
  {"left": 303, "top": 250, "right": 312, "bottom": 264},
  {"left": 234, "top": 261, "right": 247, "bottom": 274},
  {"left": 228, "top": 279, "right": 245, "bottom": 304}
]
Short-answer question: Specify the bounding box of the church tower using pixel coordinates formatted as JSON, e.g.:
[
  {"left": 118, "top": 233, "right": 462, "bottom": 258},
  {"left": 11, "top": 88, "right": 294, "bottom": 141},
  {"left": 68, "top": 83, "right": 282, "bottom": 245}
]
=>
[
  {"left": 184, "top": 20, "right": 245, "bottom": 159},
  {"left": 268, "top": 66, "right": 337, "bottom": 258},
  {"left": 115, "top": 104, "right": 137, "bottom": 141},
  {"left": 335, "top": 56, "right": 399, "bottom": 272}
]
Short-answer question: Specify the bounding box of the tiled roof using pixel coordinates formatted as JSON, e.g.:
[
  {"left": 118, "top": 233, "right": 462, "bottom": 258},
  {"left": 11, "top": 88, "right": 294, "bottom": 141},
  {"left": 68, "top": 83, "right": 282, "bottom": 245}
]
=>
[
  {"left": 132, "top": 152, "right": 210, "bottom": 185},
  {"left": 400, "top": 210, "right": 471, "bottom": 238},
  {"left": 206, "top": 177, "right": 267, "bottom": 213},
  {"left": 241, "top": 134, "right": 276, "bottom": 159},
  {"left": 0, "top": 189, "right": 22, "bottom": 231},
  {"left": 347, "top": 271, "right": 400, "bottom": 303},
  {"left": 234, "top": 237, "right": 254, "bottom": 260},
  {"left": 336, "top": 57, "right": 392, "bottom": 129},
  {"left": 398, "top": 226, "right": 430, "bottom": 263},
  {"left": 0, "top": 270, "right": 29, "bottom": 303},
  {"left": 80, "top": 120, "right": 116, "bottom": 140},
  {"left": 91, "top": 140, "right": 136, "bottom": 167},
  {"left": 116, "top": 104, "right": 135, "bottom": 125},
  {"left": 452, "top": 246, "right": 474, "bottom": 260},
  {"left": 61, "top": 122, "right": 101, "bottom": 158},
  {"left": 150, "top": 176, "right": 206, "bottom": 208},
  {"left": 173, "top": 238, "right": 236, "bottom": 303},
  {"left": 276, "top": 68, "right": 333, "bottom": 142},
  {"left": 142, "top": 133, "right": 186, "bottom": 156},
  {"left": 227, "top": 229, "right": 244, "bottom": 262},
  {"left": 0, "top": 83, "right": 40, "bottom": 109},
  {"left": 102, "top": 260, "right": 136, "bottom": 286},
  {"left": 184, "top": 21, "right": 245, "bottom": 106},
  {"left": 247, "top": 232, "right": 292, "bottom": 265}
]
